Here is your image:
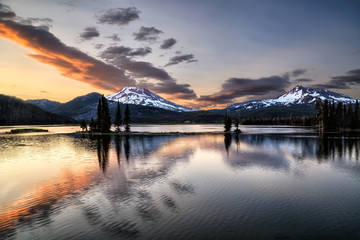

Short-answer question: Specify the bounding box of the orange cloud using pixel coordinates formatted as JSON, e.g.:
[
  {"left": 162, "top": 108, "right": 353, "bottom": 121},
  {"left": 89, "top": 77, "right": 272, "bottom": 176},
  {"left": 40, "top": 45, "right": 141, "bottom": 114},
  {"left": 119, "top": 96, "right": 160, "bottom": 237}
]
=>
[{"left": 0, "top": 19, "right": 135, "bottom": 91}]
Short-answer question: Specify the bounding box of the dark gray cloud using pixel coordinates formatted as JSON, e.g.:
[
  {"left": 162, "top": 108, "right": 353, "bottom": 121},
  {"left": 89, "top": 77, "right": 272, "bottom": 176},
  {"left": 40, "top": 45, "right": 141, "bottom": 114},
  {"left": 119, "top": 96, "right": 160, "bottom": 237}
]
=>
[
  {"left": 133, "top": 26, "right": 163, "bottom": 42},
  {"left": 311, "top": 69, "right": 360, "bottom": 89},
  {"left": 99, "top": 46, "right": 196, "bottom": 99},
  {"left": 0, "top": 15, "right": 135, "bottom": 91},
  {"left": 121, "top": 59, "right": 173, "bottom": 81},
  {"left": 0, "top": 3, "right": 16, "bottom": 19},
  {"left": 96, "top": 7, "right": 140, "bottom": 26},
  {"left": 119, "top": 59, "right": 197, "bottom": 99},
  {"left": 160, "top": 38, "right": 177, "bottom": 49},
  {"left": 100, "top": 45, "right": 152, "bottom": 59},
  {"left": 105, "top": 33, "right": 120, "bottom": 41},
  {"left": 291, "top": 69, "right": 307, "bottom": 77},
  {"left": 165, "top": 54, "right": 197, "bottom": 67},
  {"left": 293, "top": 78, "right": 313, "bottom": 83},
  {"left": 199, "top": 75, "right": 291, "bottom": 105},
  {"left": 80, "top": 27, "right": 99, "bottom": 40}
]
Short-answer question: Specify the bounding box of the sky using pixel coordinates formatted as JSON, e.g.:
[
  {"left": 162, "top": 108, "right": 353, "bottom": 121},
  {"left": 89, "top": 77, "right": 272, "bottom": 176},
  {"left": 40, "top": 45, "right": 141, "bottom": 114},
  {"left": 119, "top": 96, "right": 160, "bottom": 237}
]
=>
[{"left": 0, "top": 0, "right": 359, "bottom": 109}]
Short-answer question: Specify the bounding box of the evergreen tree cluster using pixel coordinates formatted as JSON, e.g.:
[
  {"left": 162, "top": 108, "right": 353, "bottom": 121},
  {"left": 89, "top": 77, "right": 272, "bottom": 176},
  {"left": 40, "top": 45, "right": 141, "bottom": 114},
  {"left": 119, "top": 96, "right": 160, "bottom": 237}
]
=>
[
  {"left": 82, "top": 96, "right": 131, "bottom": 133},
  {"left": 241, "top": 116, "right": 316, "bottom": 126},
  {"left": 224, "top": 111, "right": 232, "bottom": 132},
  {"left": 316, "top": 99, "right": 360, "bottom": 132}
]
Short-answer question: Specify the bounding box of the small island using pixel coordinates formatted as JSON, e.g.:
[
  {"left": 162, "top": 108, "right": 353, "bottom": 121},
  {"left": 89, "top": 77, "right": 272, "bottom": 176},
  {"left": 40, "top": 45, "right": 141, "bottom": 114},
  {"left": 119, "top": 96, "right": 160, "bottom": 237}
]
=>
[{"left": 7, "top": 128, "right": 49, "bottom": 134}]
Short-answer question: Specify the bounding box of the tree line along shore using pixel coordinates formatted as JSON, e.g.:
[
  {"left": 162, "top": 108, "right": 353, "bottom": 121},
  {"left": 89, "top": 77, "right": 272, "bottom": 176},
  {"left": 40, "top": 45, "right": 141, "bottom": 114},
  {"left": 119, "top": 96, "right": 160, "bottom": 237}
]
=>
[{"left": 79, "top": 96, "right": 359, "bottom": 134}]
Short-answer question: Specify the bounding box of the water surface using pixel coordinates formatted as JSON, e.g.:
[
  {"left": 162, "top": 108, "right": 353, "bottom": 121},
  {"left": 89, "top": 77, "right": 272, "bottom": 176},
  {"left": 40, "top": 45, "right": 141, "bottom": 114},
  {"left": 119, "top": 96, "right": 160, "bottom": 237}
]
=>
[{"left": 0, "top": 127, "right": 359, "bottom": 239}]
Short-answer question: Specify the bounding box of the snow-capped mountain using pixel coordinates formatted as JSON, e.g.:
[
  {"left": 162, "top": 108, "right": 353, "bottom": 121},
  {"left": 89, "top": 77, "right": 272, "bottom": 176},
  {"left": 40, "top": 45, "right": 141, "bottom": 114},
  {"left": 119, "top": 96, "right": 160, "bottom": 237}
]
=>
[
  {"left": 227, "top": 85, "right": 358, "bottom": 111},
  {"left": 106, "top": 87, "right": 198, "bottom": 112}
]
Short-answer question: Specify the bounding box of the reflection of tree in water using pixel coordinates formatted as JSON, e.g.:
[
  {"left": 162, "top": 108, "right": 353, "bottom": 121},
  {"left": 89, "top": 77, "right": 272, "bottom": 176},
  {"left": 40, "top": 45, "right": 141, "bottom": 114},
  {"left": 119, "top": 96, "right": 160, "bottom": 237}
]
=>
[
  {"left": 316, "top": 136, "right": 360, "bottom": 162},
  {"left": 224, "top": 133, "right": 232, "bottom": 154},
  {"left": 124, "top": 135, "right": 130, "bottom": 162},
  {"left": 234, "top": 133, "right": 240, "bottom": 152},
  {"left": 96, "top": 135, "right": 111, "bottom": 173},
  {"left": 114, "top": 135, "right": 122, "bottom": 166}
]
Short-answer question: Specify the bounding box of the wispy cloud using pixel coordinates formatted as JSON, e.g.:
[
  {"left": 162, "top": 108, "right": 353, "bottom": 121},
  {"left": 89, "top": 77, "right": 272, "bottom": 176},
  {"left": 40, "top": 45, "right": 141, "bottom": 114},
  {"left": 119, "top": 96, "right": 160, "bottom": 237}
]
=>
[
  {"left": 290, "top": 69, "right": 307, "bottom": 77},
  {"left": 165, "top": 54, "right": 197, "bottom": 67},
  {"left": 293, "top": 78, "right": 313, "bottom": 83},
  {"left": 199, "top": 75, "right": 291, "bottom": 105},
  {"left": 311, "top": 69, "right": 360, "bottom": 89},
  {"left": 105, "top": 33, "right": 121, "bottom": 41}
]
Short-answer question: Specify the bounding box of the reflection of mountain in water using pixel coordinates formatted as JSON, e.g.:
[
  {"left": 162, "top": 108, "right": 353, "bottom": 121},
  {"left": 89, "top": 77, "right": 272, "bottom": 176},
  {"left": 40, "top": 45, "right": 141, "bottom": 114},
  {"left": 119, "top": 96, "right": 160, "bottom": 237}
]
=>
[{"left": 222, "top": 133, "right": 360, "bottom": 175}]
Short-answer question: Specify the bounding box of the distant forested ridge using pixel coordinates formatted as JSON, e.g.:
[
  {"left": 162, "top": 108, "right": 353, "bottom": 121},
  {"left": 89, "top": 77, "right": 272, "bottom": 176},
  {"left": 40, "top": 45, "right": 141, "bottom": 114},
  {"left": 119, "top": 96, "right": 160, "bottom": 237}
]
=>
[{"left": 0, "top": 94, "right": 76, "bottom": 125}]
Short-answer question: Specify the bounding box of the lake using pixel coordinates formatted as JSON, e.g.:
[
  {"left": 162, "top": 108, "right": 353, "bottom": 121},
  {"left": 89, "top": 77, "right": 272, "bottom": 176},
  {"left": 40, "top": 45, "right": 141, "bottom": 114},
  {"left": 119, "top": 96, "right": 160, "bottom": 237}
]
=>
[{"left": 0, "top": 125, "right": 359, "bottom": 239}]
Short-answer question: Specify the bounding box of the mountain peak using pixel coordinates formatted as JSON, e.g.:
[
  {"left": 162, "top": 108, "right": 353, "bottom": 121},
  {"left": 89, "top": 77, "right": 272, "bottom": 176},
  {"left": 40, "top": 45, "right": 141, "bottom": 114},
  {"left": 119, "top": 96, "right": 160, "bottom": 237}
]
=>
[
  {"left": 227, "top": 86, "right": 357, "bottom": 111},
  {"left": 106, "top": 87, "right": 198, "bottom": 112}
]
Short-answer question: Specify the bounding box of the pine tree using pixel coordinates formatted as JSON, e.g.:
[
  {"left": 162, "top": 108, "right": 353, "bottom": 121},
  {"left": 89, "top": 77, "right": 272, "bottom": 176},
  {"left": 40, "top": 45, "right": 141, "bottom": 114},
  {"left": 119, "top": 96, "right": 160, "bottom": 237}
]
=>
[
  {"left": 315, "top": 98, "right": 322, "bottom": 130},
  {"left": 114, "top": 101, "right": 122, "bottom": 132},
  {"left": 80, "top": 119, "right": 87, "bottom": 131},
  {"left": 234, "top": 114, "right": 241, "bottom": 133},
  {"left": 89, "top": 117, "right": 96, "bottom": 132},
  {"left": 101, "top": 95, "right": 111, "bottom": 133},
  {"left": 224, "top": 111, "right": 232, "bottom": 132},
  {"left": 124, "top": 104, "right": 131, "bottom": 132},
  {"left": 96, "top": 98, "right": 102, "bottom": 131},
  {"left": 322, "top": 100, "right": 329, "bottom": 132},
  {"left": 347, "top": 103, "right": 353, "bottom": 129},
  {"left": 355, "top": 100, "right": 359, "bottom": 129},
  {"left": 335, "top": 102, "right": 343, "bottom": 130}
]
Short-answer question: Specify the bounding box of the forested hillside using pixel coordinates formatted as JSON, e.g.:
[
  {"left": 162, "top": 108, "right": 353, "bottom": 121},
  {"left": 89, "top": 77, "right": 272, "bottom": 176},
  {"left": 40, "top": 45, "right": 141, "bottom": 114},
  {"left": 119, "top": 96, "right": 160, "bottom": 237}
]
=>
[{"left": 0, "top": 94, "right": 76, "bottom": 125}]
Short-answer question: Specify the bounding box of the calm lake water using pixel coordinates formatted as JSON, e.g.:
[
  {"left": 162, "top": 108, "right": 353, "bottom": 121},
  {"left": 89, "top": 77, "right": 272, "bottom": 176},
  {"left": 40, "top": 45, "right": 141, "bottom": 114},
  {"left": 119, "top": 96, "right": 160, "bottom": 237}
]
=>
[{"left": 0, "top": 125, "right": 359, "bottom": 239}]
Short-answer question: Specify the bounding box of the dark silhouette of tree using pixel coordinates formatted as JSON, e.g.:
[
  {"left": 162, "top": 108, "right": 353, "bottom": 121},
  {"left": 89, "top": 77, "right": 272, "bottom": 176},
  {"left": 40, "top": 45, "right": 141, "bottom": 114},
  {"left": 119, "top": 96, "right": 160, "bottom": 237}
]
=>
[
  {"left": 355, "top": 100, "right": 359, "bottom": 129},
  {"left": 124, "top": 104, "right": 131, "bottom": 132},
  {"left": 347, "top": 103, "right": 353, "bottom": 129},
  {"left": 224, "top": 111, "right": 232, "bottom": 132},
  {"left": 315, "top": 98, "right": 323, "bottom": 131},
  {"left": 96, "top": 98, "right": 102, "bottom": 131},
  {"left": 335, "top": 102, "right": 343, "bottom": 130},
  {"left": 89, "top": 117, "right": 96, "bottom": 132},
  {"left": 80, "top": 119, "right": 87, "bottom": 131},
  {"left": 95, "top": 95, "right": 111, "bottom": 133},
  {"left": 322, "top": 100, "right": 329, "bottom": 132},
  {"left": 114, "top": 101, "right": 122, "bottom": 132},
  {"left": 101, "top": 95, "right": 112, "bottom": 133}
]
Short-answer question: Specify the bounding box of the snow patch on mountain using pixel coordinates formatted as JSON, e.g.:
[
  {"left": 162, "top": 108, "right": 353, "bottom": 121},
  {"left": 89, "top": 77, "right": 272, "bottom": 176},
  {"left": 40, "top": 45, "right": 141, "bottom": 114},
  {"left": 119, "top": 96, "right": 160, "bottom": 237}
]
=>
[
  {"left": 106, "top": 87, "right": 198, "bottom": 112},
  {"left": 228, "top": 85, "right": 358, "bottom": 111}
]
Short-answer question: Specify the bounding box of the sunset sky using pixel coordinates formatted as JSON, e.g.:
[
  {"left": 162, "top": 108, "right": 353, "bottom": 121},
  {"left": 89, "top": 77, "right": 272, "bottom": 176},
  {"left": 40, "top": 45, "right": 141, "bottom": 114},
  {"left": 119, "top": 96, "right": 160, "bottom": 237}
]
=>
[{"left": 0, "top": 0, "right": 359, "bottom": 109}]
